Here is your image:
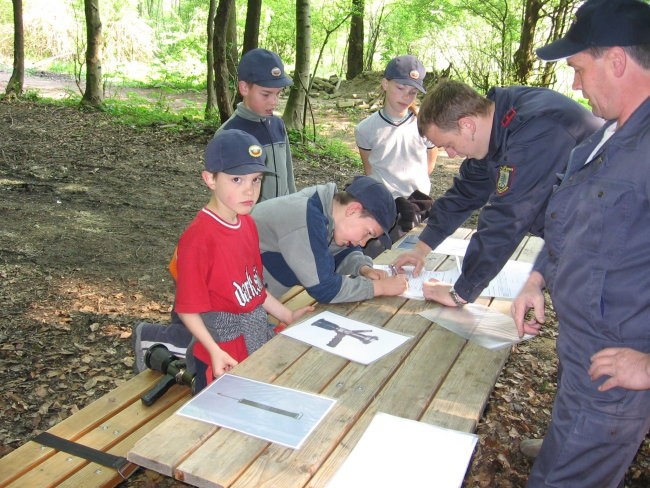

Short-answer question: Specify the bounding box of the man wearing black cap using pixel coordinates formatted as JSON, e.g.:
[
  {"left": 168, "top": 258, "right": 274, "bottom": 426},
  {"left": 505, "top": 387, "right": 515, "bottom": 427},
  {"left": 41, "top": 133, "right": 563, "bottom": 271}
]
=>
[
  {"left": 216, "top": 48, "right": 296, "bottom": 201},
  {"left": 251, "top": 176, "right": 409, "bottom": 303},
  {"left": 512, "top": 0, "right": 650, "bottom": 486}
]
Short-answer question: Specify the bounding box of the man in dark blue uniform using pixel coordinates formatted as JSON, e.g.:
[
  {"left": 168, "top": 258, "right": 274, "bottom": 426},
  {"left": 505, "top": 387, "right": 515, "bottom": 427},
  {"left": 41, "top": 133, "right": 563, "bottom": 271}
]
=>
[
  {"left": 393, "top": 79, "right": 602, "bottom": 306},
  {"left": 513, "top": 0, "right": 650, "bottom": 486}
]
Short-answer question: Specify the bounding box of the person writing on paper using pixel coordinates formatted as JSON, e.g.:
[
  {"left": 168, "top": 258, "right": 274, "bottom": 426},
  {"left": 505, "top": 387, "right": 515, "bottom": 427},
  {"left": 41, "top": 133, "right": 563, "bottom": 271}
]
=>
[
  {"left": 392, "top": 79, "right": 601, "bottom": 307},
  {"left": 251, "top": 176, "right": 409, "bottom": 303},
  {"left": 512, "top": 0, "right": 650, "bottom": 485}
]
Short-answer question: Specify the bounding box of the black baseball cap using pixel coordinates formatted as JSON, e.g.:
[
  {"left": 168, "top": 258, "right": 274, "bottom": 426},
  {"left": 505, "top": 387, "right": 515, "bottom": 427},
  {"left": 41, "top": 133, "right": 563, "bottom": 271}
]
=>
[
  {"left": 384, "top": 55, "right": 427, "bottom": 93},
  {"left": 205, "top": 130, "right": 273, "bottom": 175},
  {"left": 345, "top": 176, "right": 397, "bottom": 249},
  {"left": 536, "top": 0, "right": 650, "bottom": 61},
  {"left": 237, "top": 48, "right": 293, "bottom": 88}
]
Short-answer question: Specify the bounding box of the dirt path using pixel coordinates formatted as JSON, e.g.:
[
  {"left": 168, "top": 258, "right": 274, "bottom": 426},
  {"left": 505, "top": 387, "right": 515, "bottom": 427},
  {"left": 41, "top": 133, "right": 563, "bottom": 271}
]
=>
[{"left": 0, "top": 70, "right": 207, "bottom": 112}]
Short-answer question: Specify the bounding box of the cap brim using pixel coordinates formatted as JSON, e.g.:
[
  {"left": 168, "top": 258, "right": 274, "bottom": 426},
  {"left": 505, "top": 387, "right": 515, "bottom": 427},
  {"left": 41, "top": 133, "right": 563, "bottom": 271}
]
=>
[
  {"left": 223, "top": 163, "right": 275, "bottom": 175},
  {"left": 536, "top": 37, "right": 587, "bottom": 61},
  {"left": 377, "top": 233, "right": 392, "bottom": 250},
  {"left": 389, "top": 78, "right": 426, "bottom": 93},
  {"left": 255, "top": 77, "right": 293, "bottom": 88}
]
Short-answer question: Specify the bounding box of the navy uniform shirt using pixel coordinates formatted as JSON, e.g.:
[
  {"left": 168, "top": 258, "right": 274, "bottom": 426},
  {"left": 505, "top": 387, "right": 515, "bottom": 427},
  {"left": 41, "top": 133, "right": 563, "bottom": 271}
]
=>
[{"left": 420, "top": 86, "right": 602, "bottom": 301}]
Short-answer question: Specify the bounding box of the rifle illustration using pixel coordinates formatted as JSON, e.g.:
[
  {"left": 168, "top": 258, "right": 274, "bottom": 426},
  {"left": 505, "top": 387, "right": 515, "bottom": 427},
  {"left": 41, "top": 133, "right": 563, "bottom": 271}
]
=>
[
  {"left": 311, "top": 318, "right": 379, "bottom": 348},
  {"left": 216, "top": 392, "right": 303, "bottom": 419}
]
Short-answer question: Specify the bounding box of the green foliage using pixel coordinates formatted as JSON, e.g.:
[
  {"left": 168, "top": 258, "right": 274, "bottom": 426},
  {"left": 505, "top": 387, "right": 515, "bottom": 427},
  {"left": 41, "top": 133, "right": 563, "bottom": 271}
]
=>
[
  {"left": 0, "top": 0, "right": 575, "bottom": 113},
  {"left": 380, "top": 0, "right": 445, "bottom": 64},
  {"left": 100, "top": 93, "right": 205, "bottom": 128},
  {"left": 289, "top": 129, "right": 361, "bottom": 169},
  {"left": 261, "top": 0, "right": 297, "bottom": 65},
  {"left": 22, "top": 90, "right": 42, "bottom": 102}
]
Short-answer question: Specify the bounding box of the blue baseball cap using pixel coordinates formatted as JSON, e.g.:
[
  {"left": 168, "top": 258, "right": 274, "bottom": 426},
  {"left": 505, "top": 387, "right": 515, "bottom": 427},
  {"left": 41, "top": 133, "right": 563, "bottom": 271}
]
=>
[
  {"left": 384, "top": 55, "right": 427, "bottom": 93},
  {"left": 237, "top": 48, "right": 293, "bottom": 88},
  {"left": 345, "top": 176, "right": 397, "bottom": 249},
  {"left": 536, "top": 0, "right": 650, "bottom": 61},
  {"left": 204, "top": 130, "right": 272, "bottom": 175}
]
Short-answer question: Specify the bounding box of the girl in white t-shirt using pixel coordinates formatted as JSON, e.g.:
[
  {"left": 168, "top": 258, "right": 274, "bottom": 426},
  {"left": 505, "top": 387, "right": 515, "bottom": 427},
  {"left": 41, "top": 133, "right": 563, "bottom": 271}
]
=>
[{"left": 355, "top": 55, "right": 438, "bottom": 198}]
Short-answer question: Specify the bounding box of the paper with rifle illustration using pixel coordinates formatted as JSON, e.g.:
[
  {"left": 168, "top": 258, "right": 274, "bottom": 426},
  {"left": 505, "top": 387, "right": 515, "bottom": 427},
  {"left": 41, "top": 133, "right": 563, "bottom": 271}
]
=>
[
  {"left": 177, "top": 374, "right": 336, "bottom": 449},
  {"left": 281, "top": 311, "right": 412, "bottom": 364}
]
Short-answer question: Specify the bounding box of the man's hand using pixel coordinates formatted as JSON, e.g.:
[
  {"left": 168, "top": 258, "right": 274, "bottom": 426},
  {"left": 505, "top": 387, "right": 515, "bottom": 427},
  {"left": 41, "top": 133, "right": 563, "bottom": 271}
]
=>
[
  {"left": 511, "top": 271, "right": 546, "bottom": 338},
  {"left": 589, "top": 348, "right": 650, "bottom": 391},
  {"left": 392, "top": 251, "right": 424, "bottom": 276},
  {"left": 392, "top": 241, "right": 431, "bottom": 276},
  {"left": 422, "top": 279, "right": 462, "bottom": 306}
]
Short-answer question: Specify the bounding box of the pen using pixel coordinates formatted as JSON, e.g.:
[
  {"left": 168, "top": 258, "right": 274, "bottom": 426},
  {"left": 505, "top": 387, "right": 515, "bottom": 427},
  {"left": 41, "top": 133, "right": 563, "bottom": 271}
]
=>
[{"left": 389, "top": 264, "right": 398, "bottom": 276}]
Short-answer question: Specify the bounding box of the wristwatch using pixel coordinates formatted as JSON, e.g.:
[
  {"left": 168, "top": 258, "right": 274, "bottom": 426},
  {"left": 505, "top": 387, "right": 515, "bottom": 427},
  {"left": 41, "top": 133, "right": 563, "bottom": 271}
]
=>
[{"left": 449, "top": 287, "right": 466, "bottom": 307}]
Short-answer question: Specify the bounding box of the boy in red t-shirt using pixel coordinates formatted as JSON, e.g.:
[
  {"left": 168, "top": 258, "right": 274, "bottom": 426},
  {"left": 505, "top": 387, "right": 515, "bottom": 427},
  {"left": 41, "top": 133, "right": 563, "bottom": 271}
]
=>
[{"left": 175, "top": 129, "right": 313, "bottom": 392}]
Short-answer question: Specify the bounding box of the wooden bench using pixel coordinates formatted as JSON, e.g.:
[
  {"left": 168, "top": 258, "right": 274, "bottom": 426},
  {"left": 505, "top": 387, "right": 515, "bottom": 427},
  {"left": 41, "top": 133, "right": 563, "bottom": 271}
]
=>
[
  {"left": 0, "top": 370, "right": 191, "bottom": 487},
  {"left": 0, "top": 228, "right": 543, "bottom": 487}
]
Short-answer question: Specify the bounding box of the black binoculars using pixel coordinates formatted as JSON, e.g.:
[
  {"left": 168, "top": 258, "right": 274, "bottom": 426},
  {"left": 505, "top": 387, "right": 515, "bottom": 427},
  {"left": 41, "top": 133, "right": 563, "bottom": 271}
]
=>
[{"left": 140, "top": 343, "right": 195, "bottom": 406}]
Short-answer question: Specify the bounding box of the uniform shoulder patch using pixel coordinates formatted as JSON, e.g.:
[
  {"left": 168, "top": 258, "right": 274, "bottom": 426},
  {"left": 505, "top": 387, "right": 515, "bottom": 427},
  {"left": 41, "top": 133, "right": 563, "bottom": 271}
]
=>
[{"left": 496, "top": 165, "right": 515, "bottom": 195}]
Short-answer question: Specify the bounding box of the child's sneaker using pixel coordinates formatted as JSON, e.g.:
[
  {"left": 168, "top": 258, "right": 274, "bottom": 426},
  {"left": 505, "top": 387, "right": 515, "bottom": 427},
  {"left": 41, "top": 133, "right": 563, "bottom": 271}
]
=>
[{"left": 131, "top": 322, "right": 146, "bottom": 374}]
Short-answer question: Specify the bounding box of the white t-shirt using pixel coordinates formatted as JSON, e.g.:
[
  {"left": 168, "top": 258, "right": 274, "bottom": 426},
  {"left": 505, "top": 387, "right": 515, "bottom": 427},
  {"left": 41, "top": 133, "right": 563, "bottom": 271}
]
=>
[{"left": 355, "top": 110, "right": 435, "bottom": 197}]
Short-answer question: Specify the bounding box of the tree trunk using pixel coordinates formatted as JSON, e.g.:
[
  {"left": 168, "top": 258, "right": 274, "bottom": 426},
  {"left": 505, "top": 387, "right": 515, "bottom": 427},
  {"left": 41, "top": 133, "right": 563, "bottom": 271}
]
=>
[
  {"left": 206, "top": 0, "right": 218, "bottom": 118},
  {"left": 242, "top": 0, "right": 261, "bottom": 54},
  {"left": 364, "top": 3, "right": 384, "bottom": 72},
  {"left": 234, "top": 0, "right": 262, "bottom": 108},
  {"left": 513, "top": 0, "right": 543, "bottom": 84},
  {"left": 346, "top": 0, "right": 364, "bottom": 80},
  {"left": 213, "top": 0, "right": 235, "bottom": 122},
  {"left": 226, "top": 6, "right": 238, "bottom": 82},
  {"left": 81, "top": 0, "right": 104, "bottom": 108},
  {"left": 283, "top": 0, "right": 311, "bottom": 131},
  {"left": 5, "top": 0, "right": 24, "bottom": 98},
  {"left": 540, "top": 0, "right": 577, "bottom": 86}
]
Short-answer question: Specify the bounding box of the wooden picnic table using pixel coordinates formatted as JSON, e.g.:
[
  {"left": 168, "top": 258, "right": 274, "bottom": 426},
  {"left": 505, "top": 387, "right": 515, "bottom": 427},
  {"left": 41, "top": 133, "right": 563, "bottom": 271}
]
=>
[{"left": 126, "top": 227, "right": 543, "bottom": 488}]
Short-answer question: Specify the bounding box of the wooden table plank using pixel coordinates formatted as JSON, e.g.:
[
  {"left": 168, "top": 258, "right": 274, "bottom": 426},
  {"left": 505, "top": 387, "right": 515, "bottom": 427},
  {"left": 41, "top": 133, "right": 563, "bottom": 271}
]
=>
[
  {"left": 127, "top": 302, "right": 362, "bottom": 480},
  {"left": 306, "top": 300, "right": 466, "bottom": 487},
  {"left": 125, "top": 229, "right": 545, "bottom": 488},
  {"left": 175, "top": 297, "right": 408, "bottom": 487},
  {"left": 6, "top": 383, "right": 188, "bottom": 488},
  {"left": 0, "top": 371, "right": 164, "bottom": 486},
  {"left": 224, "top": 301, "right": 426, "bottom": 488},
  {"left": 57, "top": 394, "right": 190, "bottom": 488}
]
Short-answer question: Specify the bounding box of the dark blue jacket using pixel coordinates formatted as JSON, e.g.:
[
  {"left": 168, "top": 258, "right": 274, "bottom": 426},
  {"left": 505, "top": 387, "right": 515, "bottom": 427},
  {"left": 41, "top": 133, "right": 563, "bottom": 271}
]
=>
[
  {"left": 536, "top": 97, "right": 650, "bottom": 393},
  {"left": 420, "top": 86, "right": 602, "bottom": 301},
  {"left": 217, "top": 103, "right": 296, "bottom": 201}
]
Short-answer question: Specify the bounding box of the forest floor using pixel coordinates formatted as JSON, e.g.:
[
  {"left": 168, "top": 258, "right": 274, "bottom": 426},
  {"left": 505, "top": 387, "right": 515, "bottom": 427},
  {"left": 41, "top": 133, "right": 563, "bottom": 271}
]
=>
[{"left": 0, "top": 72, "right": 648, "bottom": 487}]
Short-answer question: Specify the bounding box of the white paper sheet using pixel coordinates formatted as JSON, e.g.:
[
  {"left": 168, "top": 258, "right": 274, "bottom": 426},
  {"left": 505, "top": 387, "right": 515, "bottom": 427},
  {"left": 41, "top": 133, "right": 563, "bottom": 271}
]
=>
[
  {"left": 176, "top": 374, "right": 335, "bottom": 449},
  {"left": 326, "top": 412, "right": 478, "bottom": 488},
  {"left": 419, "top": 303, "right": 535, "bottom": 349},
  {"left": 378, "top": 259, "right": 533, "bottom": 300},
  {"left": 281, "top": 311, "right": 411, "bottom": 364},
  {"left": 431, "top": 237, "right": 470, "bottom": 257}
]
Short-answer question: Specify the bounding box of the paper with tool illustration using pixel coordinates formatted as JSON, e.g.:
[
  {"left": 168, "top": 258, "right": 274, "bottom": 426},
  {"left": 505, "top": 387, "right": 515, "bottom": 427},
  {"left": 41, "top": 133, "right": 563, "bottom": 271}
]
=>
[
  {"left": 177, "top": 374, "right": 335, "bottom": 449},
  {"left": 326, "top": 412, "right": 478, "bottom": 488},
  {"left": 281, "top": 311, "right": 411, "bottom": 364},
  {"left": 419, "top": 302, "right": 535, "bottom": 350}
]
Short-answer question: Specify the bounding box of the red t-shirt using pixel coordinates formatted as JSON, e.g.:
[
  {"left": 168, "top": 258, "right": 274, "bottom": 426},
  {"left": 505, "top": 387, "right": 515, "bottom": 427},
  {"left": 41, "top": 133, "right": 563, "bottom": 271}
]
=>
[{"left": 174, "top": 208, "right": 267, "bottom": 314}]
